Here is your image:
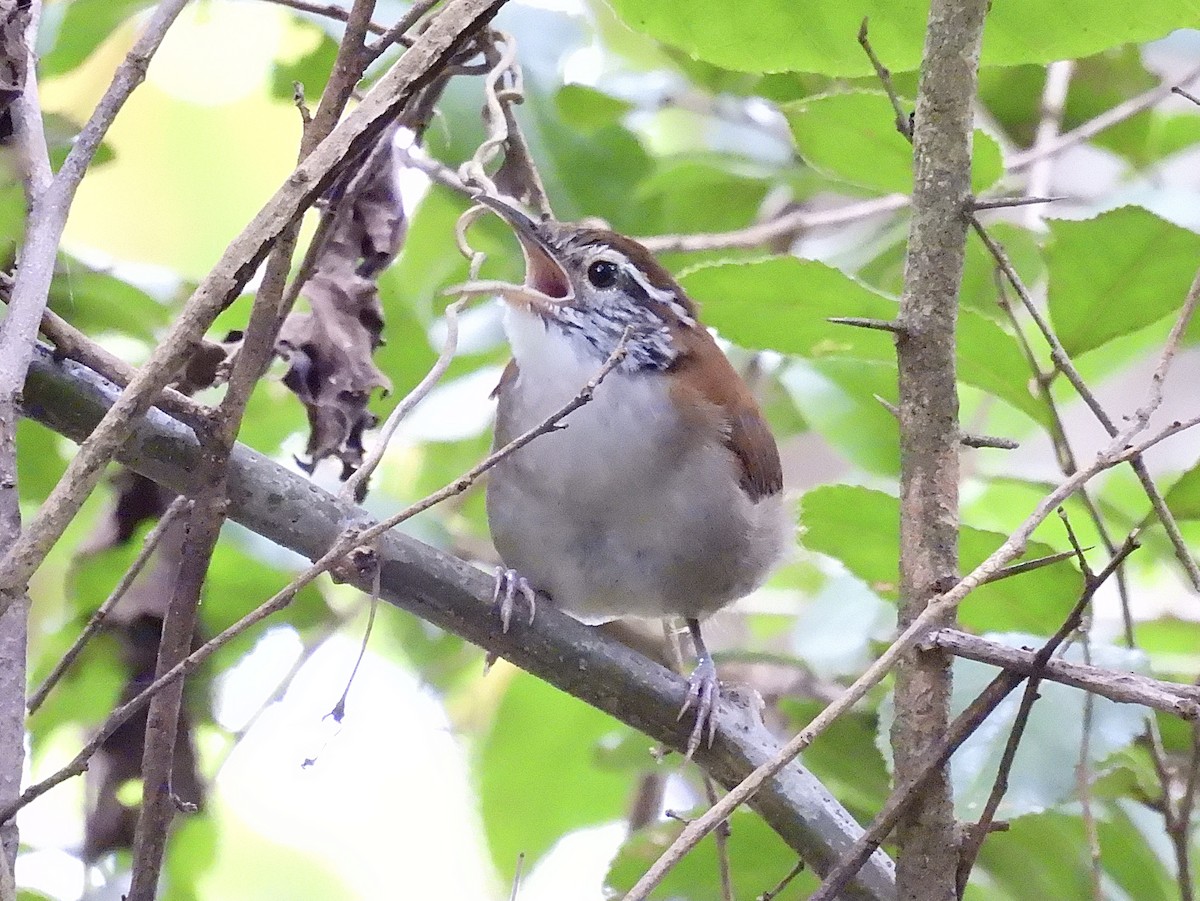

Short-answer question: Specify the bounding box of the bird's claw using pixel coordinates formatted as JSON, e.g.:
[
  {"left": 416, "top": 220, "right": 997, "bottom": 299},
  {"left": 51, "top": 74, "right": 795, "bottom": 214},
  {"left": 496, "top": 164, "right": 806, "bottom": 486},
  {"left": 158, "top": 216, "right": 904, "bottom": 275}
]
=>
[
  {"left": 492, "top": 567, "right": 537, "bottom": 633},
  {"left": 678, "top": 655, "right": 720, "bottom": 758}
]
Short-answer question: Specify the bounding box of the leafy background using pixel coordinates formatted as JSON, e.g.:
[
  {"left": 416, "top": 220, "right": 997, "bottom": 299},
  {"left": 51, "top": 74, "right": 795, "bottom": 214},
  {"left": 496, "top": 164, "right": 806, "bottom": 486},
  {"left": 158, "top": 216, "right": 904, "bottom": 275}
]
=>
[{"left": 7, "top": 0, "right": 1200, "bottom": 898}]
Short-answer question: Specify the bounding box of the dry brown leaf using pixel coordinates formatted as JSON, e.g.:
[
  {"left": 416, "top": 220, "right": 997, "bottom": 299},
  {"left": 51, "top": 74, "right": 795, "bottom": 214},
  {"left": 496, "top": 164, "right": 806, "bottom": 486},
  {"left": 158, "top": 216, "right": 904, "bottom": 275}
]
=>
[
  {"left": 276, "top": 126, "right": 404, "bottom": 479},
  {"left": 277, "top": 272, "right": 391, "bottom": 476}
]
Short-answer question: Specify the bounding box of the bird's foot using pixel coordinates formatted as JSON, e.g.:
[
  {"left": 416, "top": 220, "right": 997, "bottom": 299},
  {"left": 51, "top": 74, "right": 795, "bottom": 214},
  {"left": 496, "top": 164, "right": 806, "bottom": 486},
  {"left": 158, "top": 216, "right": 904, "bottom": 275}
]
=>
[
  {"left": 678, "top": 654, "right": 720, "bottom": 758},
  {"left": 491, "top": 567, "right": 537, "bottom": 633}
]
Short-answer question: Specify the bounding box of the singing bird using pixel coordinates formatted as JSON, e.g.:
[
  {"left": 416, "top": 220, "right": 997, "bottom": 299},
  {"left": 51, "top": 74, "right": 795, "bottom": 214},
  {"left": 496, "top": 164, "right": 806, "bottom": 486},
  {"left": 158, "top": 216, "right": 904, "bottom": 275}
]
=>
[{"left": 459, "top": 196, "right": 791, "bottom": 755}]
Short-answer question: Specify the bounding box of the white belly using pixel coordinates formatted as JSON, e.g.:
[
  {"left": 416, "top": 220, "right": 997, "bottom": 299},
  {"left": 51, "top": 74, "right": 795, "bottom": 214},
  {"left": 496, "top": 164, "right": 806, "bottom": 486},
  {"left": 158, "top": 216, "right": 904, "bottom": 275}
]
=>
[{"left": 486, "top": 308, "right": 791, "bottom": 623}]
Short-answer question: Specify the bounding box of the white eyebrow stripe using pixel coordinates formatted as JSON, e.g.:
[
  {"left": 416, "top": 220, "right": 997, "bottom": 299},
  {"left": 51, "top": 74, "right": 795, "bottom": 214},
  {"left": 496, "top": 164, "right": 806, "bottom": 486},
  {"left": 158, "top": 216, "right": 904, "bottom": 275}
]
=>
[{"left": 623, "top": 260, "right": 698, "bottom": 329}]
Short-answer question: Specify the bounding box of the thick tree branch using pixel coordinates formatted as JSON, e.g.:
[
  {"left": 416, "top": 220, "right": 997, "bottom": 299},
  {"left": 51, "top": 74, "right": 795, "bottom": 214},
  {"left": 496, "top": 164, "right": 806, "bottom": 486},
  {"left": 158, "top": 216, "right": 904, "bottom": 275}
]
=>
[
  {"left": 0, "top": 0, "right": 45, "bottom": 871},
  {"left": 17, "top": 347, "right": 897, "bottom": 901},
  {"left": 890, "top": 2, "right": 987, "bottom": 897},
  {"left": 928, "top": 629, "right": 1200, "bottom": 718}
]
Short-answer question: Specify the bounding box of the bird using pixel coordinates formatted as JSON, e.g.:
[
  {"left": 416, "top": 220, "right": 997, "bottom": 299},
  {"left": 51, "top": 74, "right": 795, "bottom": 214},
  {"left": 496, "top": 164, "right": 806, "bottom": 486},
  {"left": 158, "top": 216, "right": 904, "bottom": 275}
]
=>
[{"left": 456, "top": 195, "right": 792, "bottom": 756}]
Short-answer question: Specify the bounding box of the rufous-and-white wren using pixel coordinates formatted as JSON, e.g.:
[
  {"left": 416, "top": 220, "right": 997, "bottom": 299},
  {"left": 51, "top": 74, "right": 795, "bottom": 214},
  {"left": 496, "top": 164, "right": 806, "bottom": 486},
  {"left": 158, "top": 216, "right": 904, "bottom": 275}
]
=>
[{"left": 460, "top": 196, "right": 792, "bottom": 755}]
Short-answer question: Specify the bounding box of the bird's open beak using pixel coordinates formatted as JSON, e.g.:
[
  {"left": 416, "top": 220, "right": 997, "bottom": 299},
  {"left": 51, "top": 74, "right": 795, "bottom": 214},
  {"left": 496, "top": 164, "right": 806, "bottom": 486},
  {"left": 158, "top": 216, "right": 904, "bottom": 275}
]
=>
[{"left": 447, "top": 195, "right": 574, "bottom": 311}]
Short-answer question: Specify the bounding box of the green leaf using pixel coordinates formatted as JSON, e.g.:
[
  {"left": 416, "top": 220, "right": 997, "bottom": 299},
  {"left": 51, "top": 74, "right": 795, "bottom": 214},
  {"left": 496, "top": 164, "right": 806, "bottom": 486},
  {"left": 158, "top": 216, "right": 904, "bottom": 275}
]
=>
[
  {"left": 555, "top": 84, "right": 634, "bottom": 133},
  {"left": 606, "top": 810, "right": 812, "bottom": 900},
  {"left": 903, "top": 637, "right": 1149, "bottom": 819},
  {"left": 270, "top": 26, "right": 338, "bottom": 102},
  {"left": 685, "top": 258, "right": 1044, "bottom": 426},
  {"left": 636, "top": 156, "right": 772, "bottom": 234},
  {"left": 479, "top": 672, "right": 634, "bottom": 875},
  {"left": 781, "top": 358, "right": 900, "bottom": 476},
  {"left": 15, "top": 420, "right": 67, "bottom": 503},
  {"left": 605, "top": 0, "right": 1200, "bottom": 76},
  {"left": 682, "top": 257, "right": 900, "bottom": 359},
  {"left": 1132, "top": 617, "right": 1200, "bottom": 675},
  {"left": 1047, "top": 207, "right": 1200, "bottom": 356},
  {"left": 1165, "top": 462, "right": 1200, "bottom": 520},
  {"left": 49, "top": 258, "right": 172, "bottom": 342},
  {"left": 971, "top": 807, "right": 1174, "bottom": 901},
  {"left": 801, "top": 486, "right": 1085, "bottom": 632},
  {"left": 785, "top": 92, "right": 1002, "bottom": 194},
  {"left": 957, "top": 309, "right": 1048, "bottom": 426},
  {"left": 41, "top": 0, "right": 156, "bottom": 77}
]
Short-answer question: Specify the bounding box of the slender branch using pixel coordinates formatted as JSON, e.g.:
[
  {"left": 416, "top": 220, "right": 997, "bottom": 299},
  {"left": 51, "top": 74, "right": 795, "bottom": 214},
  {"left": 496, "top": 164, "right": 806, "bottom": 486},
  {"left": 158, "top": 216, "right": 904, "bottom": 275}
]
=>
[
  {"left": 975, "top": 223, "right": 1200, "bottom": 589},
  {"left": 926, "top": 630, "right": 1199, "bottom": 717},
  {"left": 702, "top": 776, "right": 735, "bottom": 901},
  {"left": 338, "top": 297, "right": 464, "bottom": 501},
  {"left": 1023, "top": 60, "right": 1073, "bottom": 228},
  {"left": 0, "top": 0, "right": 46, "bottom": 871},
  {"left": 126, "top": 487, "right": 223, "bottom": 901},
  {"left": 1173, "top": 85, "right": 1200, "bottom": 106},
  {"left": 26, "top": 496, "right": 191, "bottom": 714},
  {"left": 365, "top": 0, "right": 441, "bottom": 62},
  {"left": 1009, "top": 64, "right": 1200, "bottom": 171},
  {"left": 30, "top": 307, "right": 209, "bottom": 426},
  {"left": 261, "top": 0, "right": 388, "bottom": 34},
  {"left": 857, "top": 17, "right": 911, "bottom": 139},
  {"left": 18, "top": 348, "right": 898, "bottom": 901},
  {"left": 0, "top": 0, "right": 509, "bottom": 603}
]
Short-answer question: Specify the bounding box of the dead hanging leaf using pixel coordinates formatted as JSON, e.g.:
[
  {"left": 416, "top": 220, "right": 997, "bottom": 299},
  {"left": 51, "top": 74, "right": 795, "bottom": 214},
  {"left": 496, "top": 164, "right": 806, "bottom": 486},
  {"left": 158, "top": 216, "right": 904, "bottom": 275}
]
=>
[
  {"left": 0, "top": 1, "right": 31, "bottom": 145},
  {"left": 336, "top": 130, "right": 408, "bottom": 278},
  {"left": 85, "top": 615, "right": 206, "bottom": 862},
  {"left": 277, "top": 271, "right": 391, "bottom": 476},
  {"left": 276, "top": 124, "right": 404, "bottom": 478},
  {"left": 76, "top": 477, "right": 207, "bottom": 861}
]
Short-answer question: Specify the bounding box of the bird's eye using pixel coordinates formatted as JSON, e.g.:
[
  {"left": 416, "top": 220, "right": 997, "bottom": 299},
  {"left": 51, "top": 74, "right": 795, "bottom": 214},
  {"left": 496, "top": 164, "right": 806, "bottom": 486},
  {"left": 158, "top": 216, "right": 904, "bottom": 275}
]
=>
[{"left": 587, "top": 260, "right": 620, "bottom": 289}]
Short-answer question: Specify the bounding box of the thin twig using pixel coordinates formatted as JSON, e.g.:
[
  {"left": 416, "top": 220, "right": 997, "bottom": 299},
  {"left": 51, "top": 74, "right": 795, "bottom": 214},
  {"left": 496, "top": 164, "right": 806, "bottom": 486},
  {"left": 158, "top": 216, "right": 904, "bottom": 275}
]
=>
[
  {"left": 857, "top": 18, "right": 910, "bottom": 139},
  {"left": 30, "top": 306, "right": 209, "bottom": 426},
  {"left": 993, "top": 267, "right": 1139, "bottom": 646},
  {"left": 508, "top": 852, "right": 525, "bottom": 901},
  {"left": 827, "top": 316, "right": 906, "bottom": 334},
  {"left": 703, "top": 776, "right": 736, "bottom": 901},
  {"left": 1009, "top": 64, "right": 1200, "bottom": 170},
  {"left": 326, "top": 554, "right": 381, "bottom": 723},
  {"left": 927, "top": 630, "right": 1199, "bottom": 717},
  {"left": 26, "top": 496, "right": 191, "bottom": 714},
  {"left": 758, "top": 859, "right": 805, "bottom": 900},
  {"left": 261, "top": 0, "right": 389, "bottom": 35},
  {"left": 1077, "top": 639, "right": 1103, "bottom": 901},
  {"left": 975, "top": 222, "right": 1200, "bottom": 589},
  {"left": 1173, "top": 85, "right": 1200, "bottom": 106},
  {"left": 339, "top": 299, "right": 465, "bottom": 501},
  {"left": 1023, "top": 60, "right": 1073, "bottom": 228},
  {"left": 0, "top": 332, "right": 629, "bottom": 826},
  {"left": 126, "top": 484, "right": 224, "bottom": 901},
  {"left": 365, "top": 0, "right": 441, "bottom": 62},
  {"left": 970, "top": 195, "right": 1064, "bottom": 211}
]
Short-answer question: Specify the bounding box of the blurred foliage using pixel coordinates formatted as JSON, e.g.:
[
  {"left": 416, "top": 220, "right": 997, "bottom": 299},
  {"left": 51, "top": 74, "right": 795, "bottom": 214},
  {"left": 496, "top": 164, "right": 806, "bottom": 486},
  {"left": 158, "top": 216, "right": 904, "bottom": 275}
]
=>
[{"left": 9, "top": 0, "right": 1200, "bottom": 898}]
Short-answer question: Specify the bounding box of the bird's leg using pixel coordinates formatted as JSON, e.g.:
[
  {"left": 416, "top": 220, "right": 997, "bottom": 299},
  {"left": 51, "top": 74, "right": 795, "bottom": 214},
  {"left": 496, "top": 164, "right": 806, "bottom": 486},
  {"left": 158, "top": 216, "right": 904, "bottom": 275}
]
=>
[
  {"left": 678, "top": 617, "right": 720, "bottom": 758},
  {"left": 491, "top": 567, "right": 538, "bottom": 633}
]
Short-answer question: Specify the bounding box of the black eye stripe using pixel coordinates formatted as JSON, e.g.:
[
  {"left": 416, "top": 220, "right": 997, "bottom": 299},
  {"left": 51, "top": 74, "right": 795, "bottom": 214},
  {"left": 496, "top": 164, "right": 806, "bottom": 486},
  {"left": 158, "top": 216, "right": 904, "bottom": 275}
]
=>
[{"left": 587, "top": 260, "right": 620, "bottom": 288}]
